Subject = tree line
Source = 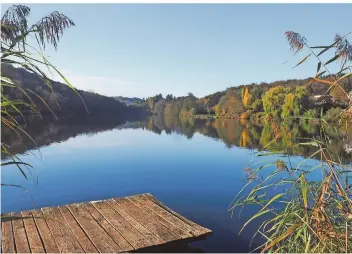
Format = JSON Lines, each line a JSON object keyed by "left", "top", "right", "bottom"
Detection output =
{"left": 142, "top": 75, "right": 352, "bottom": 122}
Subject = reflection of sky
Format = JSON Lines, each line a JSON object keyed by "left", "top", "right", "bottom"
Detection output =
{"left": 1, "top": 127, "right": 328, "bottom": 252}
{"left": 44, "top": 129, "right": 141, "bottom": 155}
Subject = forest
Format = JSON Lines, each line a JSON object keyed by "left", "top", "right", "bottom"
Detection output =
{"left": 143, "top": 75, "right": 352, "bottom": 122}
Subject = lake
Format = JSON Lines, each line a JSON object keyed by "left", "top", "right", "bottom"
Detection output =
{"left": 1, "top": 115, "right": 351, "bottom": 252}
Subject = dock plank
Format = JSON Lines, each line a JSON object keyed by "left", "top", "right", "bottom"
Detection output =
{"left": 11, "top": 212, "right": 30, "bottom": 253}
{"left": 138, "top": 194, "right": 204, "bottom": 236}
{"left": 128, "top": 196, "right": 193, "bottom": 239}
{"left": 21, "top": 211, "right": 45, "bottom": 253}
{"left": 42, "top": 207, "right": 84, "bottom": 253}
{"left": 83, "top": 203, "right": 133, "bottom": 252}
{"left": 143, "top": 193, "right": 211, "bottom": 234}
{"left": 1, "top": 215, "right": 15, "bottom": 253}
{"left": 113, "top": 197, "right": 180, "bottom": 242}
{"left": 93, "top": 200, "right": 154, "bottom": 249}
{"left": 58, "top": 205, "right": 98, "bottom": 253}
{"left": 2, "top": 193, "right": 211, "bottom": 253}
{"left": 31, "top": 210, "right": 60, "bottom": 253}
{"left": 67, "top": 203, "right": 122, "bottom": 253}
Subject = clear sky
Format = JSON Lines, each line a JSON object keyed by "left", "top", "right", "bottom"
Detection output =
{"left": 2, "top": 4, "right": 351, "bottom": 98}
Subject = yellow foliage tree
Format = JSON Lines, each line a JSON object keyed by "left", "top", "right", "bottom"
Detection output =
{"left": 242, "top": 87, "right": 253, "bottom": 109}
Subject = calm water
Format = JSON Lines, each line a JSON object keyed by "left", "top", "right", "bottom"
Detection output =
{"left": 2, "top": 115, "right": 351, "bottom": 252}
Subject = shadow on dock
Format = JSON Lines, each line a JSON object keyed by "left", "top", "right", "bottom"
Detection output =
{"left": 136, "top": 240, "right": 205, "bottom": 253}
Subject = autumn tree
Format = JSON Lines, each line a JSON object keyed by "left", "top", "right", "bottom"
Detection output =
{"left": 241, "top": 88, "right": 245, "bottom": 100}
{"left": 242, "top": 87, "right": 253, "bottom": 109}
{"left": 217, "top": 92, "right": 244, "bottom": 116}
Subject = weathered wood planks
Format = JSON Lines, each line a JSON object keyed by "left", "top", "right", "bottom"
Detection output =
{"left": 1, "top": 193, "right": 211, "bottom": 253}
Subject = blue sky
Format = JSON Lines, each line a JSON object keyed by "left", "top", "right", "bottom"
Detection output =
{"left": 2, "top": 4, "right": 351, "bottom": 98}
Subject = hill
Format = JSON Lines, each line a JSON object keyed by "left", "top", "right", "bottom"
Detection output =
{"left": 114, "top": 96, "right": 144, "bottom": 106}
{"left": 1, "top": 64, "right": 147, "bottom": 118}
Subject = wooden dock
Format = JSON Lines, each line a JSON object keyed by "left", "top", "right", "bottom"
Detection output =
{"left": 1, "top": 193, "right": 211, "bottom": 253}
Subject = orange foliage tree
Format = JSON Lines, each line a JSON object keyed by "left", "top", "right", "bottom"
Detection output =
{"left": 242, "top": 87, "right": 253, "bottom": 109}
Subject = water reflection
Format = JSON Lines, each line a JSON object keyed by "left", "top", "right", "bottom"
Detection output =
{"left": 2, "top": 114, "right": 351, "bottom": 163}
{"left": 1, "top": 114, "right": 148, "bottom": 159}
{"left": 145, "top": 115, "right": 352, "bottom": 163}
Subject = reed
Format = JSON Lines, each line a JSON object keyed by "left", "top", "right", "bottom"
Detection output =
{"left": 230, "top": 31, "right": 352, "bottom": 253}
{"left": 1, "top": 5, "right": 83, "bottom": 185}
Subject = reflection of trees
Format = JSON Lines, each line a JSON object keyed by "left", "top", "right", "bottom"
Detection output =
{"left": 145, "top": 116, "right": 351, "bottom": 163}
{"left": 1, "top": 114, "right": 148, "bottom": 158}
{"left": 239, "top": 129, "right": 251, "bottom": 147}
{"left": 301, "top": 121, "right": 320, "bottom": 134}
{"left": 260, "top": 124, "right": 274, "bottom": 148}
{"left": 3, "top": 114, "right": 351, "bottom": 163}
{"left": 146, "top": 115, "right": 197, "bottom": 139}
{"left": 215, "top": 120, "right": 243, "bottom": 148}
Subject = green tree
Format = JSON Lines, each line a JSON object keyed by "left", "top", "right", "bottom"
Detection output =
{"left": 293, "top": 86, "right": 308, "bottom": 115}
{"left": 262, "top": 86, "right": 287, "bottom": 119}
{"left": 281, "top": 93, "right": 296, "bottom": 118}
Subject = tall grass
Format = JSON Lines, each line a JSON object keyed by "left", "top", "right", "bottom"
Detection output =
{"left": 1, "top": 5, "right": 84, "bottom": 189}
{"left": 230, "top": 32, "right": 352, "bottom": 253}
